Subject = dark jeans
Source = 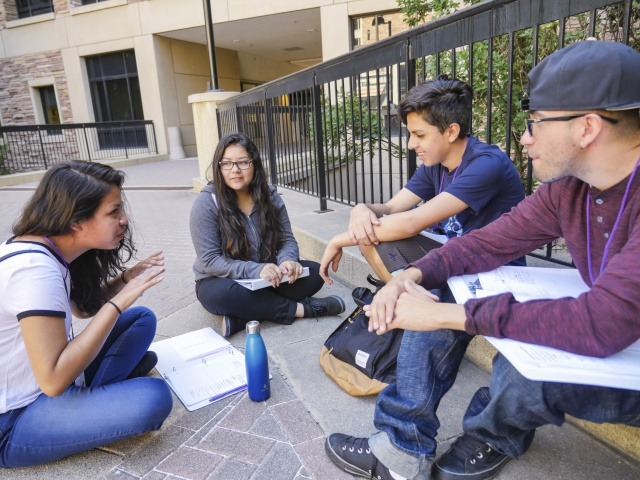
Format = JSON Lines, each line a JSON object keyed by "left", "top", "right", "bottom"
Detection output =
{"left": 0, "top": 306, "right": 173, "bottom": 468}
{"left": 196, "top": 260, "right": 324, "bottom": 325}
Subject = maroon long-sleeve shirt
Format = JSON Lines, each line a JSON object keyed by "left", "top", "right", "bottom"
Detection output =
{"left": 412, "top": 173, "right": 640, "bottom": 358}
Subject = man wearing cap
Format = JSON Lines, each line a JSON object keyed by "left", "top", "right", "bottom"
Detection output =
{"left": 325, "top": 39, "right": 640, "bottom": 480}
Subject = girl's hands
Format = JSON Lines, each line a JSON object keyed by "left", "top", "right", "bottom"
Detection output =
{"left": 112, "top": 251, "right": 165, "bottom": 309}
{"left": 279, "top": 260, "right": 303, "bottom": 283}
{"left": 260, "top": 263, "right": 284, "bottom": 288}
{"left": 122, "top": 251, "right": 164, "bottom": 284}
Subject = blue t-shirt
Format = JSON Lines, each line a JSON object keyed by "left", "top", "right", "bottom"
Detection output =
{"left": 404, "top": 135, "right": 526, "bottom": 264}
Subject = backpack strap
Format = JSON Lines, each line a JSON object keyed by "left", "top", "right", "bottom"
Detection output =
{"left": 0, "top": 249, "right": 69, "bottom": 297}
{"left": 0, "top": 249, "right": 51, "bottom": 263}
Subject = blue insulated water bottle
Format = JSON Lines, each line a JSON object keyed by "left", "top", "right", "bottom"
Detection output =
{"left": 244, "top": 321, "right": 270, "bottom": 401}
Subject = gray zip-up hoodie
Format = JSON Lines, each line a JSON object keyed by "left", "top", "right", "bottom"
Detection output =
{"left": 190, "top": 183, "right": 299, "bottom": 281}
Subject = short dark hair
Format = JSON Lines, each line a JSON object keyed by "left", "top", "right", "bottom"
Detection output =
{"left": 13, "top": 160, "right": 135, "bottom": 315}
{"left": 398, "top": 75, "right": 473, "bottom": 139}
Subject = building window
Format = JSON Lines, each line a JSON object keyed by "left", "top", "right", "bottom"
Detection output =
{"left": 86, "top": 50, "right": 147, "bottom": 148}
{"left": 16, "top": 0, "right": 54, "bottom": 19}
{"left": 38, "top": 85, "right": 62, "bottom": 134}
{"left": 81, "top": 0, "right": 108, "bottom": 4}
{"left": 38, "top": 86, "right": 61, "bottom": 126}
{"left": 29, "top": 83, "right": 62, "bottom": 134}
{"left": 351, "top": 11, "right": 410, "bottom": 50}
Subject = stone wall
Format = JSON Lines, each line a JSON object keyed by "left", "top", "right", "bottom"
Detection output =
{"left": 1, "top": 0, "right": 16, "bottom": 24}
{"left": 0, "top": 49, "right": 72, "bottom": 125}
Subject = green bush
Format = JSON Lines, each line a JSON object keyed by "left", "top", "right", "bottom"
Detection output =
{"left": 0, "top": 143, "right": 9, "bottom": 176}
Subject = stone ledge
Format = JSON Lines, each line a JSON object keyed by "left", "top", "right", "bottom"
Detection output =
{"left": 0, "top": 154, "right": 169, "bottom": 188}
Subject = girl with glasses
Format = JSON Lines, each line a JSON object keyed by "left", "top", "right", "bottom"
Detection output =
{"left": 190, "top": 132, "right": 345, "bottom": 337}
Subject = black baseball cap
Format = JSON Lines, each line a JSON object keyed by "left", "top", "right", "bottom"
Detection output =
{"left": 522, "top": 39, "right": 640, "bottom": 112}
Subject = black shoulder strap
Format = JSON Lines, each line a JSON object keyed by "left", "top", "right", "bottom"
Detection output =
{"left": 0, "top": 250, "right": 51, "bottom": 263}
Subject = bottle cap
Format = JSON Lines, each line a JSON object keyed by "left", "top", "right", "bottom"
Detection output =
{"left": 246, "top": 320, "right": 261, "bottom": 334}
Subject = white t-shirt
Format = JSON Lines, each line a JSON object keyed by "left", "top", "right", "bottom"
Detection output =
{"left": 0, "top": 239, "right": 71, "bottom": 413}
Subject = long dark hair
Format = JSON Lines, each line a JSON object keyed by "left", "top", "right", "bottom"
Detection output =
{"left": 13, "top": 161, "right": 135, "bottom": 315}
{"left": 209, "top": 132, "right": 284, "bottom": 261}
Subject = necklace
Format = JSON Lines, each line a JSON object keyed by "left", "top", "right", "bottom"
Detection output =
{"left": 438, "top": 163, "right": 461, "bottom": 194}
{"left": 586, "top": 156, "right": 640, "bottom": 284}
{"left": 44, "top": 235, "right": 69, "bottom": 281}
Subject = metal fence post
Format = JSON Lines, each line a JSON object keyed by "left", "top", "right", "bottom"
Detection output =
{"left": 151, "top": 121, "right": 158, "bottom": 154}
{"left": 406, "top": 41, "right": 417, "bottom": 175}
{"left": 264, "top": 98, "right": 278, "bottom": 186}
{"left": 312, "top": 84, "right": 331, "bottom": 213}
{"left": 37, "top": 126, "right": 48, "bottom": 169}
{"left": 82, "top": 125, "right": 91, "bottom": 161}
{"left": 236, "top": 103, "right": 244, "bottom": 133}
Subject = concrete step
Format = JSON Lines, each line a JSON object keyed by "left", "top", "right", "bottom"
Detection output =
{"left": 278, "top": 187, "right": 640, "bottom": 464}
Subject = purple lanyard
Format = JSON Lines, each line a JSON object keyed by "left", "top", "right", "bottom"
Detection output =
{"left": 44, "top": 235, "right": 69, "bottom": 281}
{"left": 586, "top": 157, "right": 640, "bottom": 284}
{"left": 438, "top": 164, "right": 460, "bottom": 194}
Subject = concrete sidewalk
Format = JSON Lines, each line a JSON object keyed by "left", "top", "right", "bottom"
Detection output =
{"left": 0, "top": 158, "right": 638, "bottom": 480}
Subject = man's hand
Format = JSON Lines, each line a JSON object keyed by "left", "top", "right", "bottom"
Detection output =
{"left": 319, "top": 242, "right": 343, "bottom": 285}
{"left": 348, "top": 204, "right": 381, "bottom": 246}
{"left": 368, "top": 279, "right": 468, "bottom": 335}
{"left": 363, "top": 267, "right": 423, "bottom": 333}
{"left": 363, "top": 278, "right": 405, "bottom": 334}
{"left": 392, "top": 280, "right": 442, "bottom": 330}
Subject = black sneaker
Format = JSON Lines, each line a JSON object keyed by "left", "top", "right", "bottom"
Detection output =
{"left": 303, "top": 295, "right": 346, "bottom": 319}
{"left": 325, "top": 434, "right": 406, "bottom": 480}
{"left": 127, "top": 351, "right": 158, "bottom": 379}
{"left": 367, "top": 274, "right": 386, "bottom": 292}
{"left": 222, "top": 315, "right": 249, "bottom": 338}
{"left": 433, "top": 434, "right": 511, "bottom": 480}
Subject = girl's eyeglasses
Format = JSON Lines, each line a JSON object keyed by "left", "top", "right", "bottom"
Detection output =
{"left": 220, "top": 159, "right": 253, "bottom": 170}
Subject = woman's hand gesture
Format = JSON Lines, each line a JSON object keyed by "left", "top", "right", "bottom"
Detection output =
{"left": 112, "top": 251, "right": 165, "bottom": 309}
{"left": 122, "top": 250, "right": 164, "bottom": 284}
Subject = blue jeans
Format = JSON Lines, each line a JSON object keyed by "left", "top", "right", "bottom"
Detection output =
{"left": 462, "top": 353, "right": 640, "bottom": 457}
{"left": 0, "top": 306, "right": 173, "bottom": 468}
{"left": 369, "top": 316, "right": 640, "bottom": 478}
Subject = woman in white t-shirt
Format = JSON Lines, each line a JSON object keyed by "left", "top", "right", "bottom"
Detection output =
{"left": 0, "top": 160, "right": 172, "bottom": 468}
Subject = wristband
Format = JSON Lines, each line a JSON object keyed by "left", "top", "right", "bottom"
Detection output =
{"left": 107, "top": 300, "right": 122, "bottom": 315}
{"left": 120, "top": 270, "right": 128, "bottom": 284}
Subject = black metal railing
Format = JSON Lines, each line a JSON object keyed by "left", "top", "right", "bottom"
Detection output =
{"left": 217, "top": 0, "right": 639, "bottom": 265}
{"left": 0, "top": 120, "right": 158, "bottom": 175}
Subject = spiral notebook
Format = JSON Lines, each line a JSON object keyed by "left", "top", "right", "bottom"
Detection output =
{"left": 150, "top": 328, "right": 247, "bottom": 411}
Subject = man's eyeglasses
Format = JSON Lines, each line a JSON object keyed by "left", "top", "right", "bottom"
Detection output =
{"left": 219, "top": 159, "right": 253, "bottom": 170}
{"left": 525, "top": 113, "right": 618, "bottom": 137}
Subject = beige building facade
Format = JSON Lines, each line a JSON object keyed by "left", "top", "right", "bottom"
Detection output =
{"left": 0, "top": 0, "right": 406, "bottom": 157}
